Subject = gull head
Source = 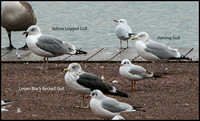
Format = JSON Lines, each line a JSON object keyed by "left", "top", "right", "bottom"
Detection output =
{"left": 114, "top": 19, "right": 128, "bottom": 25}
{"left": 131, "top": 32, "right": 150, "bottom": 43}
{"left": 120, "top": 59, "right": 132, "bottom": 66}
{"left": 64, "top": 63, "right": 82, "bottom": 73}
{"left": 89, "top": 90, "right": 104, "bottom": 100}
{"left": 23, "top": 25, "right": 41, "bottom": 36}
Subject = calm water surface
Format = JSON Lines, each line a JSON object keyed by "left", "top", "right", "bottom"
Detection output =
{"left": 1, "top": 1, "right": 199, "bottom": 49}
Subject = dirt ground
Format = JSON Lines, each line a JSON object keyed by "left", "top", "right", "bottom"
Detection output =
{"left": 1, "top": 62, "right": 199, "bottom": 120}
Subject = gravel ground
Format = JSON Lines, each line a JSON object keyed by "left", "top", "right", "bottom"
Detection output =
{"left": 1, "top": 62, "right": 199, "bottom": 120}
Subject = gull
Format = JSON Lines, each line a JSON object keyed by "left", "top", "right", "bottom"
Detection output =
{"left": 114, "top": 19, "right": 135, "bottom": 49}
{"left": 112, "top": 115, "right": 125, "bottom": 120}
{"left": 119, "top": 59, "right": 160, "bottom": 91}
{"left": 23, "top": 25, "right": 87, "bottom": 68}
{"left": 1, "top": 1, "right": 37, "bottom": 50}
{"left": 1, "top": 100, "right": 14, "bottom": 112}
{"left": 131, "top": 32, "right": 192, "bottom": 72}
{"left": 89, "top": 90, "right": 145, "bottom": 119}
{"left": 131, "top": 32, "right": 192, "bottom": 62}
{"left": 64, "top": 63, "right": 128, "bottom": 108}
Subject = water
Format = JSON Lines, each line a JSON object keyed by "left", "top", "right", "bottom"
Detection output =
{"left": 1, "top": 1, "right": 199, "bottom": 49}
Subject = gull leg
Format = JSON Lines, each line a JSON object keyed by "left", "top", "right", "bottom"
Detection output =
{"left": 81, "top": 94, "right": 85, "bottom": 108}
{"left": 76, "top": 94, "right": 89, "bottom": 108}
{"left": 46, "top": 57, "right": 49, "bottom": 69}
{"left": 131, "top": 81, "right": 134, "bottom": 91}
{"left": 131, "top": 81, "right": 136, "bottom": 91}
{"left": 82, "top": 95, "right": 89, "bottom": 108}
{"left": 76, "top": 95, "right": 84, "bottom": 108}
{"left": 120, "top": 40, "right": 122, "bottom": 49}
{"left": 43, "top": 57, "right": 46, "bottom": 69}
{"left": 127, "top": 40, "right": 129, "bottom": 48}
{"left": 134, "top": 81, "right": 136, "bottom": 91}
{"left": 152, "top": 61, "right": 155, "bottom": 73}
{"left": 42, "top": 57, "right": 48, "bottom": 70}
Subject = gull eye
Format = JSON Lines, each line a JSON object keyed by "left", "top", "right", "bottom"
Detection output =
{"left": 31, "top": 28, "right": 36, "bottom": 32}
{"left": 139, "top": 34, "right": 145, "bottom": 38}
{"left": 92, "top": 92, "right": 96, "bottom": 96}
{"left": 72, "top": 65, "right": 77, "bottom": 69}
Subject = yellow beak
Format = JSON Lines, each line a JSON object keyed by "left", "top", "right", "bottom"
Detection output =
{"left": 131, "top": 37, "right": 137, "bottom": 40}
{"left": 63, "top": 68, "right": 70, "bottom": 72}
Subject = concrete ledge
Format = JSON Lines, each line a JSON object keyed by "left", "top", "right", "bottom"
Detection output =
{"left": 1, "top": 48, "right": 199, "bottom": 62}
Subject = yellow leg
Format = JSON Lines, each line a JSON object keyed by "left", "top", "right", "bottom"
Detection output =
{"left": 76, "top": 94, "right": 89, "bottom": 108}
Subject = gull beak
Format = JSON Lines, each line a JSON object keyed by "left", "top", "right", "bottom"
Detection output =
{"left": 85, "top": 95, "right": 91, "bottom": 98}
{"left": 114, "top": 20, "right": 118, "bottom": 22}
{"left": 23, "top": 31, "right": 28, "bottom": 35}
{"left": 63, "top": 68, "right": 70, "bottom": 72}
{"left": 131, "top": 37, "right": 137, "bottom": 40}
{"left": 23, "top": 31, "right": 29, "bottom": 37}
{"left": 119, "top": 64, "right": 123, "bottom": 66}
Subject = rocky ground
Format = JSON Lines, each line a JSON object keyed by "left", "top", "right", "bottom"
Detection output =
{"left": 1, "top": 62, "right": 199, "bottom": 120}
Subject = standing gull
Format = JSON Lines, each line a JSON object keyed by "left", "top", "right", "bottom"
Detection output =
{"left": 89, "top": 90, "right": 145, "bottom": 119}
{"left": 23, "top": 25, "right": 87, "bottom": 68}
{"left": 64, "top": 63, "right": 128, "bottom": 108}
{"left": 114, "top": 19, "right": 135, "bottom": 49}
{"left": 1, "top": 1, "right": 37, "bottom": 50}
{"left": 119, "top": 59, "right": 160, "bottom": 91}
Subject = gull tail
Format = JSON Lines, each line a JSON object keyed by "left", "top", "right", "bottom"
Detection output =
{"left": 152, "top": 74, "right": 162, "bottom": 78}
{"left": 170, "top": 48, "right": 193, "bottom": 61}
{"left": 132, "top": 106, "right": 146, "bottom": 112}
{"left": 75, "top": 48, "right": 87, "bottom": 55}
{"left": 179, "top": 54, "right": 193, "bottom": 61}
{"left": 169, "top": 55, "right": 193, "bottom": 61}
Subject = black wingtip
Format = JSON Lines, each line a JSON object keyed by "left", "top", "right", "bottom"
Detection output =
{"left": 180, "top": 55, "right": 193, "bottom": 61}
{"left": 132, "top": 106, "right": 146, "bottom": 112}
{"left": 116, "top": 90, "right": 129, "bottom": 98}
{"left": 75, "top": 49, "right": 87, "bottom": 55}
{"left": 170, "top": 55, "right": 193, "bottom": 61}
